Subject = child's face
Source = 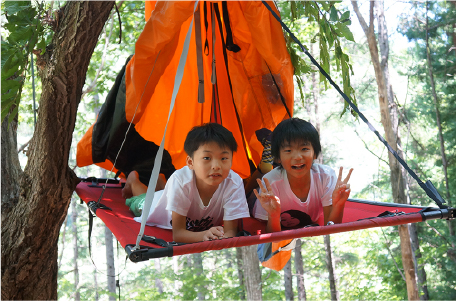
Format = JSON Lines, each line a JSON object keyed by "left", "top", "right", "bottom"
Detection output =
{"left": 277, "top": 139, "right": 315, "bottom": 181}
{"left": 187, "top": 142, "right": 233, "bottom": 189}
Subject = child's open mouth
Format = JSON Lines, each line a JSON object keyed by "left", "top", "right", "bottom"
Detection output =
{"left": 210, "top": 174, "right": 222, "bottom": 178}
{"left": 291, "top": 164, "right": 305, "bottom": 170}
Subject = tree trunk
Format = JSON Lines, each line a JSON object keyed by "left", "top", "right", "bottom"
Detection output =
{"left": 294, "top": 239, "right": 307, "bottom": 301}
{"left": 1, "top": 111, "right": 22, "bottom": 218}
{"left": 410, "top": 223, "right": 429, "bottom": 300}
{"left": 424, "top": 2, "right": 455, "bottom": 244}
{"left": 284, "top": 258, "right": 294, "bottom": 300}
{"left": 193, "top": 253, "right": 205, "bottom": 300}
{"left": 94, "top": 268, "right": 99, "bottom": 301}
{"left": 105, "top": 226, "right": 116, "bottom": 301}
{"left": 324, "top": 235, "right": 338, "bottom": 301}
{"left": 154, "top": 258, "right": 164, "bottom": 294}
{"left": 352, "top": 2, "right": 419, "bottom": 299}
{"left": 236, "top": 247, "right": 246, "bottom": 300}
{"left": 72, "top": 200, "right": 81, "bottom": 300}
{"left": 241, "top": 245, "right": 262, "bottom": 300}
{"left": 1, "top": 2, "right": 114, "bottom": 300}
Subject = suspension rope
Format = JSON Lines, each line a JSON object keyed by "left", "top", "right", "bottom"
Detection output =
{"left": 261, "top": 1, "right": 447, "bottom": 209}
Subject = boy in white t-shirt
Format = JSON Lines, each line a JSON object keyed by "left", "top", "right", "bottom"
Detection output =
{"left": 253, "top": 118, "right": 353, "bottom": 233}
{"left": 124, "top": 123, "right": 250, "bottom": 243}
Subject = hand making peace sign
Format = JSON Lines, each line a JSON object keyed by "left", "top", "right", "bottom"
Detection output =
{"left": 331, "top": 167, "right": 354, "bottom": 209}
{"left": 253, "top": 178, "right": 281, "bottom": 218}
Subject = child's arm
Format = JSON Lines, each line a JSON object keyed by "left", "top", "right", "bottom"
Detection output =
{"left": 254, "top": 178, "right": 281, "bottom": 233}
{"left": 171, "top": 211, "right": 225, "bottom": 243}
{"left": 222, "top": 219, "right": 239, "bottom": 238}
{"left": 324, "top": 167, "right": 353, "bottom": 225}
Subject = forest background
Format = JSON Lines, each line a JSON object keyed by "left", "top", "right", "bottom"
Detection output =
{"left": 1, "top": 0, "right": 455, "bottom": 300}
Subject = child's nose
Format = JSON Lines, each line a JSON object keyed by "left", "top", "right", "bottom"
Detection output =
{"left": 293, "top": 151, "right": 304, "bottom": 159}
{"left": 212, "top": 160, "right": 221, "bottom": 170}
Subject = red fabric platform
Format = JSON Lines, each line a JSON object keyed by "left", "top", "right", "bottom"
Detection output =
{"left": 75, "top": 179, "right": 435, "bottom": 260}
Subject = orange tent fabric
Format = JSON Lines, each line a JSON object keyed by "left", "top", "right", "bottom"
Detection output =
{"left": 77, "top": 1, "right": 293, "bottom": 179}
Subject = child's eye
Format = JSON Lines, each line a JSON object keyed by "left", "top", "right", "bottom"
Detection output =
{"left": 203, "top": 157, "right": 210, "bottom": 160}
{"left": 222, "top": 157, "right": 229, "bottom": 161}
{"left": 283, "top": 149, "right": 291, "bottom": 153}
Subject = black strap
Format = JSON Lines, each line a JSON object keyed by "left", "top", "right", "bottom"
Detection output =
{"left": 141, "top": 235, "right": 184, "bottom": 247}
{"left": 203, "top": 2, "right": 209, "bottom": 56}
{"left": 261, "top": 1, "right": 447, "bottom": 209}
{"left": 266, "top": 64, "right": 292, "bottom": 118}
{"left": 87, "top": 201, "right": 112, "bottom": 257}
{"left": 213, "top": 3, "right": 250, "bottom": 158}
{"left": 221, "top": 2, "right": 240, "bottom": 53}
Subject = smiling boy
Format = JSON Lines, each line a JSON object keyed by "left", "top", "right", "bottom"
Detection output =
{"left": 130, "top": 123, "right": 250, "bottom": 243}
{"left": 253, "top": 118, "right": 353, "bottom": 233}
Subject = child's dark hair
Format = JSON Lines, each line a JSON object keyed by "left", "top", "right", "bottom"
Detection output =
{"left": 184, "top": 123, "right": 238, "bottom": 157}
{"left": 271, "top": 118, "right": 321, "bottom": 161}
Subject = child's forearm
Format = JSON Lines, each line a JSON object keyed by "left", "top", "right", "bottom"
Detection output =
{"left": 266, "top": 214, "right": 281, "bottom": 233}
{"left": 325, "top": 205, "right": 344, "bottom": 224}
{"left": 172, "top": 228, "right": 206, "bottom": 243}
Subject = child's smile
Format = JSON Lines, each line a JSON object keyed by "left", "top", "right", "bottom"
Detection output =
{"left": 278, "top": 140, "right": 315, "bottom": 180}
{"left": 291, "top": 163, "right": 305, "bottom": 170}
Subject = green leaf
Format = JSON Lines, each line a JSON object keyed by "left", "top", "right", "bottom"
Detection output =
{"left": 28, "top": 32, "right": 39, "bottom": 52}
{"left": 330, "top": 6, "right": 338, "bottom": 22}
{"left": 296, "top": 76, "right": 304, "bottom": 102}
{"left": 4, "top": 1, "right": 32, "bottom": 16}
{"left": 37, "top": 37, "right": 46, "bottom": 55}
{"left": 8, "top": 27, "right": 33, "bottom": 44}
{"left": 7, "top": 105, "right": 19, "bottom": 124}
{"left": 1, "top": 61, "right": 21, "bottom": 80}
{"left": 340, "top": 11, "right": 350, "bottom": 21}
{"left": 1, "top": 77, "right": 23, "bottom": 95}
{"left": 337, "top": 23, "right": 355, "bottom": 42}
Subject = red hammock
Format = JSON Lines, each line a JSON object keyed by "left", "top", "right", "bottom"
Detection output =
{"left": 75, "top": 178, "right": 451, "bottom": 262}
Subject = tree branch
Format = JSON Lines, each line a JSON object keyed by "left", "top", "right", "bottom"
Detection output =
{"left": 381, "top": 228, "right": 406, "bottom": 282}
{"left": 354, "top": 129, "right": 389, "bottom": 165}
{"left": 81, "top": 11, "right": 115, "bottom": 98}
{"left": 352, "top": 1, "right": 369, "bottom": 35}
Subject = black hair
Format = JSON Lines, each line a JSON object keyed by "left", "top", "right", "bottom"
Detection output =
{"left": 184, "top": 123, "right": 238, "bottom": 157}
{"left": 271, "top": 118, "right": 321, "bottom": 162}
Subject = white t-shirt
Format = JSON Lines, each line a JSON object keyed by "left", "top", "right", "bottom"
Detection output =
{"left": 134, "top": 166, "right": 250, "bottom": 231}
{"left": 253, "top": 164, "right": 337, "bottom": 228}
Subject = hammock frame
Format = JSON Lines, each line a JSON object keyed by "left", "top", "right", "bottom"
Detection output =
{"left": 76, "top": 178, "right": 454, "bottom": 263}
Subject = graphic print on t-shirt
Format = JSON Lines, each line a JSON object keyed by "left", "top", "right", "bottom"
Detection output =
{"left": 280, "top": 210, "right": 312, "bottom": 229}
{"left": 185, "top": 216, "right": 214, "bottom": 232}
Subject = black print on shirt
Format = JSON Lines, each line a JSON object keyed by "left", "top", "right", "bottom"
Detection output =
{"left": 185, "top": 216, "right": 214, "bottom": 232}
{"left": 280, "top": 210, "right": 312, "bottom": 229}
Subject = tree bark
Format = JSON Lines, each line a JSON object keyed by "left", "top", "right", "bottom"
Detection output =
{"left": 424, "top": 1, "right": 455, "bottom": 244}
{"left": 193, "top": 253, "right": 205, "bottom": 300}
{"left": 284, "top": 258, "right": 294, "bottom": 300}
{"left": 236, "top": 247, "right": 246, "bottom": 300}
{"left": 154, "top": 258, "right": 164, "bottom": 294}
{"left": 1, "top": 110, "right": 23, "bottom": 219}
{"left": 1, "top": 2, "right": 114, "bottom": 300}
{"left": 71, "top": 200, "right": 81, "bottom": 301}
{"left": 410, "top": 223, "right": 429, "bottom": 300}
{"left": 94, "top": 269, "right": 99, "bottom": 301}
{"left": 352, "top": 2, "right": 419, "bottom": 299}
{"left": 105, "top": 226, "right": 116, "bottom": 301}
{"left": 294, "top": 239, "right": 307, "bottom": 301}
{"left": 241, "top": 245, "right": 262, "bottom": 300}
{"left": 324, "top": 235, "right": 338, "bottom": 301}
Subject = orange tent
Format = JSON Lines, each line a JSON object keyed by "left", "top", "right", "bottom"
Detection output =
{"left": 77, "top": 1, "right": 294, "bottom": 178}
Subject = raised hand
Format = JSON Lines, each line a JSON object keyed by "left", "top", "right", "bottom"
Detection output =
{"left": 202, "top": 226, "right": 225, "bottom": 241}
{"left": 254, "top": 178, "right": 281, "bottom": 218}
{"left": 332, "top": 167, "right": 353, "bottom": 209}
